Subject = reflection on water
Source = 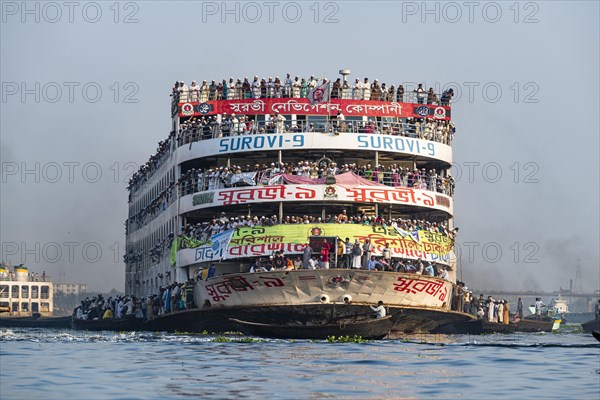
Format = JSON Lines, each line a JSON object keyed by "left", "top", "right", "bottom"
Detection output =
{"left": 1, "top": 327, "right": 599, "bottom": 399}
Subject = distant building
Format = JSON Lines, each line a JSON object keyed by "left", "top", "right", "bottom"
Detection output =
{"left": 54, "top": 283, "right": 87, "bottom": 296}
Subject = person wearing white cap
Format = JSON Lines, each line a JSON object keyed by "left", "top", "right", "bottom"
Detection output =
{"left": 292, "top": 76, "right": 301, "bottom": 98}
{"left": 227, "top": 78, "right": 236, "bottom": 100}
{"left": 274, "top": 111, "right": 286, "bottom": 134}
{"left": 252, "top": 76, "right": 260, "bottom": 99}
{"left": 267, "top": 77, "right": 275, "bottom": 98}
{"left": 189, "top": 80, "right": 199, "bottom": 102}
{"left": 284, "top": 73, "right": 292, "bottom": 98}
{"left": 199, "top": 80, "right": 209, "bottom": 102}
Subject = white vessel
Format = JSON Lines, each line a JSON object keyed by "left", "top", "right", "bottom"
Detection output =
{"left": 0, "top": 263, "right": 54, "bottom": 316}
{"left": 125, "top": 72, "right": 468, "bottom": 335}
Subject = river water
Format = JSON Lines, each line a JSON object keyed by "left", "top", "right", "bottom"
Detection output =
{"left": 1, "top": 327, "right": 598, "bottom": 399}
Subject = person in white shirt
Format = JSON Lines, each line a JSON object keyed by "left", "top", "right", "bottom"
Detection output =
{"left": 284, "top": 73, "right": 293, "bottom": 97}
{"left": 292, "top": 76, "right": 301, "bottom": 98}
{"left": 352, "top": 78, "right": 363, "bottom": 99}
{"left": 189, "top": 80, "right": 199, "bottom": 102}
{"left": 252, "top": 76, "right": 261, "bottom": 98}
{"left": 274, "top": 112, "right": 286, "bottom": 133}
{"left": 370, "top": 301, "right": 386, "bottom": 318}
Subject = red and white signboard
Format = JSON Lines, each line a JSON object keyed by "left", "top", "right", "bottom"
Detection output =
{"left": 178, "top": 98, "right": 451, "bottom": 120}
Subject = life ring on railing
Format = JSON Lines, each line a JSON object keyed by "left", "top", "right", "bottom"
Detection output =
{"left": 320, "top": 294, "right": 330, "bottom": 303}
{"left": 343, "top": 295, "right": 352, "bottom": 304}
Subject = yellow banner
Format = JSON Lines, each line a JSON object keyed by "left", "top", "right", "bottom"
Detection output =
{"left": 228, "top": 224, "right": 453, "bottom": 257}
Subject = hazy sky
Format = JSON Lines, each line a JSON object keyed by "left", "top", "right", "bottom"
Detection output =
{"left": 1, "top": 1, "right": 598, "bottom": 293}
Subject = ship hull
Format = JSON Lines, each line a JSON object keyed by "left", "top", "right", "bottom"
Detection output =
{"left": 144, "top": 270, "right": 471, "bottom": 335}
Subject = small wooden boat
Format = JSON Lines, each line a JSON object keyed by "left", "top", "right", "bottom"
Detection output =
{"left": 435, "top": 319, "right": 516, "bottom": 335}
{"left": 515, "top": 316, "right": 559, "bottom": 333}
{"left": 592, "top": 331, "right": 600, "bottom": 342}
{"left": 0, "top": 315, "right": 72, "bottom": 329}
{"left": 229, "top": 313, "right": 401, "bottom": 340}
{"left": 581, "top": 319, "right": 600, "bottom": 333}
{"left": 71, "top": 317, "right": 145, "bottom": 331}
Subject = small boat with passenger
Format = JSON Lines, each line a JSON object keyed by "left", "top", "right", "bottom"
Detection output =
{"left": 229, "top": 311, "right": 402, "bottom": 340}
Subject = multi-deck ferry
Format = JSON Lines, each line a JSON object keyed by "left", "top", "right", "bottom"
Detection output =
{"left": 0, "top": 264, "right": 53, "bottom": 316}
{"left": 125, "top": 72, "right": 471, "bottom": 336}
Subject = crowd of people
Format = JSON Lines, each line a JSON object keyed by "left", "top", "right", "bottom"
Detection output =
{"left": 178, "top": 162, "right": 455, "bottom": 194}
{"left": 180, "top": 212, "right": 454, "bottom": 247}
{"left": 176, "top": 115, "right": 456, "bottom": 146}
{"left": 171, "top": 76, "right": 454, "bottom": 106}
{"left": 72, "top": 282, "right": 197, "bottom": 322}
{"left": 127, "top": 158, "right": 455, "bottom": 233}
{"left": 127, "top": 135, "right": 175, "bottom": 194}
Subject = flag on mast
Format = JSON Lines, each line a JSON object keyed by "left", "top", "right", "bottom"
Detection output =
{"left": 308, "top": 81, "right": 331, "bottom": 105}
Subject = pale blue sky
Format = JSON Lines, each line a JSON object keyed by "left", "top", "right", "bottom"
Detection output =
{"left": 1, "top": 1, "right": 598, "bottom": 292}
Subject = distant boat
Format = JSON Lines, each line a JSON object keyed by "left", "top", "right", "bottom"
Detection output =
{"left": 229, "top": 312, "right": 402, "bottom": 340}
{"left": 515, "top": 315, "right": 560, "bottom": 333}
{"left": 434, "top": 319, "right": 516, "bottom": 335}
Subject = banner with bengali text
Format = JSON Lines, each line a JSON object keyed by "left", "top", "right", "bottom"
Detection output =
{"left": 176, "top": 224, "right": 454, "bottom": 266}
{"left": 178, "top": 98, "right": 451, "bottom": 120}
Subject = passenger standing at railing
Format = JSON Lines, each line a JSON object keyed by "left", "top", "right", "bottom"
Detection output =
{"left": 341, "top": 80, "right": 350, "bottom": 99}
{"left": 242, "top": 78, "right": 251, "bottom": 99}
{"left": 284, "top": 73, "right": 292, "bottom": 97}
{"left": 440, "top": 88, "right": 454, "bottom": 106}
{"left": 414, "top": 83, "right": 425, "bottom": 104}
{"left": 275, "top": 77, "right": 282, "bottom": 98}
{"left": 252, "top": 76, "right": 260, "bottom": 98}
{"left": 221, "top": 79, "right": 228, "bottom": 100}
{"left": 387, "top": 85, "right": 395, "bottom": 101}
{"left": 234, "top": 78, "right": 242, "bottom": 99}
{"left": 199, "top": 80, "right": 209, "bottom": 102}
{"left": 209, "top": 80, "right": 217, "bottom": 100}
{"left": 300, "top": 78, "right": 308, "bottom": 98}
{"left": 267, "top": 77, "right": 275, "bottom": 98}
{"left": 292, "top": 76, "right": 301, "bottom": 97}
{"left": 227, "top": 78, "right": 236, "bottom": 99}
{"left": 178, "top": 81, "right": 189, "bottom": 102}
{"left": 352, "top": 78, "right": 363, "bottom": 99}
{"left": 260, "top": 79, "right": 267, "bottom": 98}
{"left": 397, "top": 85, "right": 404, "bottom": 102}
{"left": 308, "top": 75, "right": 317, "bottom": 92}
{"left": 363, "top": 78, "right": 371, "bottom": 100}
{"left": 371, "top": 79, "right": 381, "bottom": 101}
{"left": 331, "top": 78, "right": 341, "bottom": 99}
{"left": 189, "top": 80, "right": 199, "bottom": 102}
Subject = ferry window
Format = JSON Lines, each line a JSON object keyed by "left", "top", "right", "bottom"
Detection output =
{"left": 41, "top": 286, "right": 50, "bottom": 299}
{"left": 21, "top": 286, "right": 29, "bottom": 298}
{"left": 31, "top": 286, "right": 38, "bottom": 299}
{"left": 31, "top": 302, "right": 39, "bottom": 312}
{"left": 21, "top": 302, "right": 29, "bottom": 312}
{"left": 307, "top": 116, "right": 327, "bottom": 131}
{"left": 0, "top": 301, "right": 8, "bottom": 308}
{"left": 11, "top": 285, "right": 19, "bottom": 298}
{"left": 11, "top": 302, "right": 18, "bottom": 312}
{"left": 0, "top": 285, "right": 8, "bottom": 298}
{"left": 40, "top": 302, "right": 50, "bottom": 312}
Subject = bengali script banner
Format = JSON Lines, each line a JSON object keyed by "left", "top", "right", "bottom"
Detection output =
{"left": 178, "top": 98, "right": 451, "bottom": 120}
{"left": 176, "top": 224, "right": 454, "bottom": 266}
{"left": 183, "top": 185, "right": 452, "bottom": 214}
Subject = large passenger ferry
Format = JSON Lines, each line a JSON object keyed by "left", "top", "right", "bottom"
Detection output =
{"left": 125, "top": 71, "right": 470, "bottom": 336}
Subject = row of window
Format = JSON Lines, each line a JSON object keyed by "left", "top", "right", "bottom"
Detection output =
{"left": 0, "top": 301, "right": 51, "bottom": 312}
{"left": 0, "top": 285, "right": 50, "bottom": 299}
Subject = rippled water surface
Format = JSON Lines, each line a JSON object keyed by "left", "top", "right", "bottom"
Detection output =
{"left": 1, "top": 327, "right": 599, "bottom": 399}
